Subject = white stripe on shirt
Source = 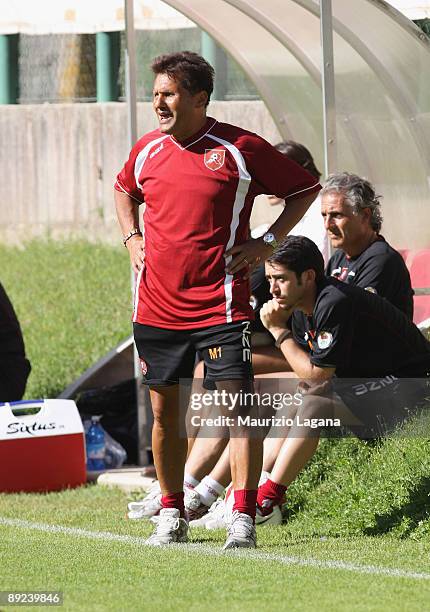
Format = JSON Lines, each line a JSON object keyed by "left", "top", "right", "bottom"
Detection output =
{"left": 207, "top": 133, "right": 252, "bottom": 323}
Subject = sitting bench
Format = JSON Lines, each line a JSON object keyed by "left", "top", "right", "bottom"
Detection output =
{"left": 398, "top": 249, "right": 430, "bottom": 329}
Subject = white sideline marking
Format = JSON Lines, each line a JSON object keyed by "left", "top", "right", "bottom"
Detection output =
{"left": 1, "top": 516, "right": 430, "bottom": 581}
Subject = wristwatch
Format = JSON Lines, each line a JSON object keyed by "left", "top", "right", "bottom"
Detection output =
{"left": 262, "top": 231, "right": 278, "bottom": 251}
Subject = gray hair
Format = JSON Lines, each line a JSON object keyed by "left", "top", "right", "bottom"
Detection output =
{"left": 321, "top": 172, "right": 383, "bottom": 232}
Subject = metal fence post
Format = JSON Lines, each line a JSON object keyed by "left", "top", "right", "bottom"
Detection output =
{"left": 0, "top": 34, "right": 19, "bottom": 104}
{"left": 96, "top": 32, "right": 120, "bottom": 102}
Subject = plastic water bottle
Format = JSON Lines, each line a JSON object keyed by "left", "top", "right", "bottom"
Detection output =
{"left": 86, "top": 416, "right": 106, "bottom": 471}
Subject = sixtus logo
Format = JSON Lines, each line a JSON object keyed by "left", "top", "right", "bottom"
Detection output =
{"left": 6, "top": 422, "right": 57, "bottom": 436}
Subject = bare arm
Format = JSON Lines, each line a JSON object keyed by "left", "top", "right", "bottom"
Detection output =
{"left": 226, "top": 191, "right": 318, "bottom": 275}
{"left": 268, "top": 192, "right": 319, "bottom": 246}
{"left": 260, "top": 298, "right": 335, "bottom": 382}
{"left": 114, "top": 189, "right": 145, "bottom": 273}
{"left": 275, "top": 335, "right": 334, "bottom": 381}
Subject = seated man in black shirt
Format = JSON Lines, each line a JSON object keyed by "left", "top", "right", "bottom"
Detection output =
{"left": 256, "top": 236, "right": 430, "bottom": 518}
{"left": 254, "top": 171, "right": 412, "bottom": 372}
{"left": 322, "top": 172, "right": 413, "bottom": 318}
{"left": 260, "top": 172, "right": 415, "bottom": 472}
{"left": 0, "top": 282, "right": 31, "bottom": 402}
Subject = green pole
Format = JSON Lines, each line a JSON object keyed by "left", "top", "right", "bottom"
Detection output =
{"left": 0, "top": 34, "right": 19, "bottom": 104}
{"left": 96, "top": 31, "right": 120, "bottom": 102}
{"left": 201, "top": 32, "right": 227, "bottom": 100}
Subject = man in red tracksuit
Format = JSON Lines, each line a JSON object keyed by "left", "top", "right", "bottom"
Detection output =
{"left": 115, "top": 51, "right": 320, "bottom": 548}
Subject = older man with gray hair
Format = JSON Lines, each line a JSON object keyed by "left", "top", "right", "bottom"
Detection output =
{"left": 322, "top": 172, "right": 413, "bottom": 318}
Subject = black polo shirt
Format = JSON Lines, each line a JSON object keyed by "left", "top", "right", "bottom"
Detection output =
{"left": 291, "top": 278, "right": 430, "bottom": 378}
{"left": 326, "top": 236, "right": 414, "bottom": 319}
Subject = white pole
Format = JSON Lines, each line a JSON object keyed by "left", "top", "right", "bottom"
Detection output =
{"left": 319, "top": 0, "right": 337, "bottom": 260}
{"left": 319, "top": 0, "right": 337, "bottom": 178}
{"left": 124, "top": 0, "right": 137, "bottom": 146}
{"left": 124, "top": 0, "right": 152, "bottom": 466}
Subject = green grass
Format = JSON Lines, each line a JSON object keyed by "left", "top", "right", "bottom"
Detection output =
{"left": 284, "top": 414, "right": 430, "bottom": 540}
{"left": 1, "top": 486, "right": 430, "bottom": 611}
{"left": 0, "top": 241, "right": 131, "bottom": 398}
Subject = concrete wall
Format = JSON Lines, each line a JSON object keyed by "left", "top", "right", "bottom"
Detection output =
{"left": 0, "top": 101, "right": 282, "bottom": 245}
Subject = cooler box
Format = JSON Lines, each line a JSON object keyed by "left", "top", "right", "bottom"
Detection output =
{"left": 0, "top": 399, "right": 86, "bottom": 493}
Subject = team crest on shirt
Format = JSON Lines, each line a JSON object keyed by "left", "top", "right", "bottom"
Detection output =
{"left": 338, "top": 267, "right": 349, "bottom": 281}
{"left": 365, "top": 286, "right": 377, "bottom": 294}
{"left": 317, "top": 331, "right": 333, "bottom": 350}
{"left": 204, "top": 149, "right": 225, "bottom": 171}
{"left": 140, "top": 358, "right": 148, "bottom": 375}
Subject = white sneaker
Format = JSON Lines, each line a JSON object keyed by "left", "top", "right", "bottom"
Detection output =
{"left": 255, "top": 504, "right": 283, "bottom": 526}
{"left": 145, "top": 508, "right": 189, "bottom": 546}
{"left": 189, "top": 498, "right": 226, "bottom": 529}
{"left": 184, "top": 488, "right": 211, "bottom": 521}
{"left": 127, "top": 480, "right": 162, "bottom": 519}
{"left": 223, "top": 511, "right": 256, "bottom": 549}
{"left": 223, "top": 472, "right": 269, "bottom": 525}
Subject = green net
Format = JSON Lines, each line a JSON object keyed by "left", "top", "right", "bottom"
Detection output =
{"left": 19, "top": 34, "right": 96, "bottom": 103}
{"left": 118, "top": 28, "right": 259, "bottom": 101}
{"left": 17, "top": 29, "right": 258, "bottom": 104}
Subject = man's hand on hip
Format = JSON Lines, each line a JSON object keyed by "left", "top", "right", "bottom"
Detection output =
{"left": 225, "top": 238, "right": 269, "bottom": 277}
{"left": 127, "top": 236, "right": 145, "bottom": 273}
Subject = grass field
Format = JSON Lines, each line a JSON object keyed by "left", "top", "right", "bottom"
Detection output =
{"left": 1, "top": 486, "right": 430, "bottom": 611}
{"left": 1, "top": 242, "right": 430, "bottom": 610}
{"left": 0, "top": 241, "right": 131, "bottom": 398}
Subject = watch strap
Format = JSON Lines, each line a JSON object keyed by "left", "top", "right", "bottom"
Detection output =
{"left": 275, "top": 329, "right": 292, "bottom": 348}
{"left": 123, "top": 228, "right": 142, "bottom": 247}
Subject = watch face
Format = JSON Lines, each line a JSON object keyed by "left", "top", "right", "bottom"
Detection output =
{"left": 264, "top": 232, "right": 275, "bottom": 244}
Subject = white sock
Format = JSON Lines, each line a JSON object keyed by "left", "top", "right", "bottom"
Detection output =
{"left": 195, "top": 476, "right": 225, "bottom": 507}
{"left": 259, "top": 470, "right": 271, "bottom": 487}
{"left": 184, "top": 473, "right": 200, "bottom": 490}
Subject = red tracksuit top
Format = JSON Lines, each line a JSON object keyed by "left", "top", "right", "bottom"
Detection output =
{"left": 115, "top": 117, "right": 321, "bottom": 330}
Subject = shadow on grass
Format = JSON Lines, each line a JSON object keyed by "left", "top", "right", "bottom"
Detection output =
{"left": 364, "top": 476, "right": 430, "bottom": 537}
